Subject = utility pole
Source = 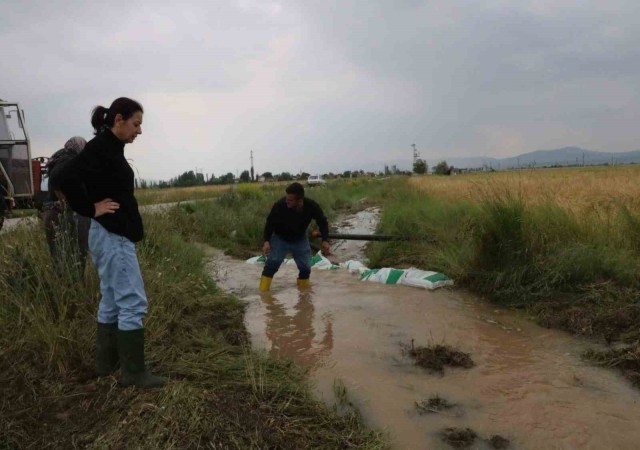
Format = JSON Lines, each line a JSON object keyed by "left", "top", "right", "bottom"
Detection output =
{"left": 412, "top": 143, "right": 420, "bottom": 166}
{"left": 250, "top": 150, "right": 255, "bottom": 181}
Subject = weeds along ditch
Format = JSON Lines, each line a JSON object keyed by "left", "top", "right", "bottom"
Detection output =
{"left": 3, "top": 170, "right": 640, "bottom": 446}
{"left": 144, "top": 174, "right": 640, "bottom": 385}
{"left": 153, "top": 174, "right": 640, "bottom": 386}
{"left": 0, "top": 183, "right": 386, "bottom": 449}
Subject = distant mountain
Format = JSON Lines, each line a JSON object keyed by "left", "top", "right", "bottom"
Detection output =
{"left": 425, "top": 147, "right": 640, "bottom": 170}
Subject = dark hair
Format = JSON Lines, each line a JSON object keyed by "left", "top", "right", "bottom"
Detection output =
{"left": 286, "top": 182, "right": 305, "bottom": 198}
{"left": 90, "top": 97, "right": 144, "bottom": 135}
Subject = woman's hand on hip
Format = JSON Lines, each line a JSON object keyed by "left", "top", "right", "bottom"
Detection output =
{"left": 94, "top": 198, "right": 120, "bottom": 217}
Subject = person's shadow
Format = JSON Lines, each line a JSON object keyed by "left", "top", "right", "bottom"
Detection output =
{"left": 261, "top": 290, "right": 333, "bottom": 369}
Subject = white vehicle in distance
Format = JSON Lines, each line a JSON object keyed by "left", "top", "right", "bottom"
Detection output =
{"left": 306, "top": 174, "right": 326, "bottom": 186}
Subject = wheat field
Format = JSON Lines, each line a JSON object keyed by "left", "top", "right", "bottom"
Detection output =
{"left": 409, "top": 165, "right": 640, "bottom": 217}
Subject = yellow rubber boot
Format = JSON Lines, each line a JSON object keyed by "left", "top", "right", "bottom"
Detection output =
{"left": 297, "top": 278, "right": 310, "bottom": 289}
{"left": 259, "top": 275, "right": 272, "bottom": 292}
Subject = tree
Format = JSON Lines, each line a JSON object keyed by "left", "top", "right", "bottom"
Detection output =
{"left": 239, "top": 170, "right": 251, "bottom": 182}
{"left": 342, "top": 170, "right": 352, "bottom": 178}
{"left": 262, "top": 172, "right": 273, "bottom": 180}
{"left": 434, "top": 161, "right": 450, "bottom": 175}
{"left": 216, "top": 172, "right": 234, "bottom": 184}
{"left": 277, "top": 172, "right": 293, "bottom": 181}
{"left": 171, "top": 170, "right": 207, "bottom": 187}
{"left": 413, "top": 159, "right": 427, "bottom": 174}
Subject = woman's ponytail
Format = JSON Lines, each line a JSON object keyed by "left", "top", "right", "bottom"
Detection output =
{"left": 90, "top": 105, "right": 109, "bottom": 135}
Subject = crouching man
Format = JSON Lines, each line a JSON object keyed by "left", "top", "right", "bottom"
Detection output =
{"left": 260, "top": 182, "right": 330, "bottom": 291}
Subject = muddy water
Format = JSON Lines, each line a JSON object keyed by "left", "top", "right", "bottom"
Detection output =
{"left": 208, "top": 209, "right": 640, "bottom": 450}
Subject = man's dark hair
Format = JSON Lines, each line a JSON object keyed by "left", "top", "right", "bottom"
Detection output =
{"left": 286, "top": 182, "right": 305, "bottom": 198}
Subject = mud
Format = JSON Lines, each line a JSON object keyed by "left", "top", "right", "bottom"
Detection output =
{"left": 406, "top": 340, "right": 474, "bottom": 373}
{"left": 208, "top": 207, "right": 640, "bottom": 450}
{"left": 415, "top": 395, "right": 459, "bottom": 415}
{"left": 441, "top": 427, "right": 477, "bottom": 448}
{"left": 488, "top": 434, "right": 511, "bottom": 449}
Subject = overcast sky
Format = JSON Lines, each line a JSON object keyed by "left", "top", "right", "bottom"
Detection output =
{"left": 2, "top": 0, "right": 639, "bottom": 180}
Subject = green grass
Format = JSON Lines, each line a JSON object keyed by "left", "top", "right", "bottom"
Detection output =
{"left": 166, "top": 179, "right": 387, "bottom": 258}
{"left": 363, "top": 178, "right": 640, "bottom": 343}
{"left": 147, "top": 177, "right": 639, "bottom": 349}
{"left": 134, "top": 176, "right": 640, "bottom": 388}
{"left": 7, "top": 208, "right": 38, "bottom": 218}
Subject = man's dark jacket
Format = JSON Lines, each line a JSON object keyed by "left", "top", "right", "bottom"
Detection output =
{"left": 263, "top": 197, "right": 329, "bottom": 242}
{"left": 59, "top": 130, "right": 143, "bottom": 242}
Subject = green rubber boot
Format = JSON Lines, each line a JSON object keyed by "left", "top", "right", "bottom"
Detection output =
{"left": 117, "top": 328, "right": 167, "bottom": 388}
{"left": 96, "top": 322, "right": 119, "bottom": 377}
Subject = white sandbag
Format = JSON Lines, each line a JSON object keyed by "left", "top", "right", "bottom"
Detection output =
{"left": 281, "top": 252, "right": 339, "bottom": 270}
{"left": 339, "top": 260, "right": 369, "bottom": 274}
{"left": 360, "top": 268, "right": 406, "bottom": 285}
{"left": 246, "top": 255, "right": 453, "bottom": 290}
{"left": 310, "top": 252, "right": 340, "bottom": 270}
{"left": 399, "top": 267, "right": 454, "bottom": 290}
{"left": 246, "top": 255, "right": 267, "bottom": 264}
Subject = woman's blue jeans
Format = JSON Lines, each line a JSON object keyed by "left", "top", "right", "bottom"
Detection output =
{"left": 262, "top": 234, "right": 312, "bottom": 279}
{"left": 89, "top": 219, "right": 148, "bottom": 330}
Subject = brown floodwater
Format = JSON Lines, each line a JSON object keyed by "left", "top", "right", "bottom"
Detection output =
{"left": 208, "top": 209, "right": 640, "bottom": 450}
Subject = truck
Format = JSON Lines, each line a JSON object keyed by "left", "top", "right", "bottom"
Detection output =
{"left": 306, "top": 174, "right": 326, "bottom": 186}
{"left": 0, "top": 100, "right": 47, "bottom": 230}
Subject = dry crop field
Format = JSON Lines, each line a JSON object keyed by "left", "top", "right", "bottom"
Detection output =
{"left": 409, "top": 165, "right": 640, "bottom": 217}
{"left": 135, "top": 180, "right": 291, "bottom": 206}
{"left": 135, "top": 184, "right": 232, "bottom": 205}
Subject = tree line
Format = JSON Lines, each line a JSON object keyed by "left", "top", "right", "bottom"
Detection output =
{"left": 136, "top": 163, "right": 455, "bottom": 189}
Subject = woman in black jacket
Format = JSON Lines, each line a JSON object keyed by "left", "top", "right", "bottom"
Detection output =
{"left": 60, "top": 97, "right": 165, "bottom": 388}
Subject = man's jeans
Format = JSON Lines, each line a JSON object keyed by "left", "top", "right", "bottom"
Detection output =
{"left": 89, "top": 220, "right": 148, "bottom": 330}
{"left": 262, "top": 234, "right": 312, "bottom": 279}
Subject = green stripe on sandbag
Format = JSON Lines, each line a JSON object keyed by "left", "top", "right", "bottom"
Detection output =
{"left": 424, "top": 273, "right": 450, "bottom": 282}
{"left": 257, "top": 256, "right": 266, "bottom": 263}
{"left": 311, "top": 254, "right": 323, "bottom": 266}
{"left": 360, "top": 269, "right": 379, "bottom": 280}
{"left": 386, "top": 269, "right": 405, "bottom": 285}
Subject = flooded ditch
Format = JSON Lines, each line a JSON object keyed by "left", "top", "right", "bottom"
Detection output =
{"left": 207, "top": 208, "right": 640, "bottom": 449}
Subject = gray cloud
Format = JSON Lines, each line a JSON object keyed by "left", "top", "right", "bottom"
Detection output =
{"left": 2, "top": 0, "right": 639, "bottom": 179}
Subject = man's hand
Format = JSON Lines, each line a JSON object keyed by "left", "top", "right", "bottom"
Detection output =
{"left": 94, "top": 198, "right": 120, "bottom": 217}
{"left": 262, "top": 241, "right": 271, "bottom": 256}
{"left": 321, "top": 240, "right": 331, "bottom": 256}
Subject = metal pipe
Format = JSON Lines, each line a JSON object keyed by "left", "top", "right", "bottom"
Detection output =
{"left": 325, "top": 233, "right": 406, "bottom": 241}
{"left": 310, "top": 230, "right": 435, "bottom": 242}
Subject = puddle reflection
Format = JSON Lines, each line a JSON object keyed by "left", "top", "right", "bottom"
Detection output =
{"left": 261, "top": 290, "right": 334, "bottom": 368}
